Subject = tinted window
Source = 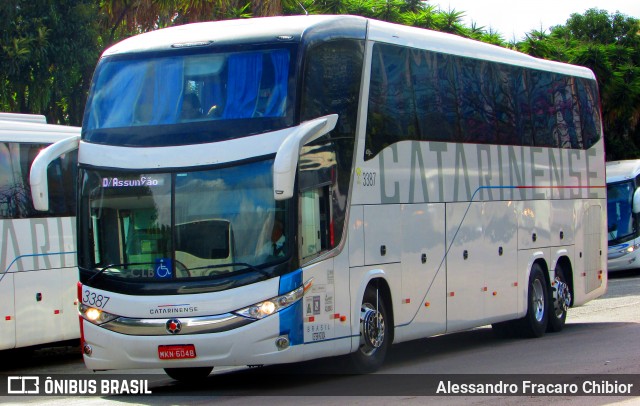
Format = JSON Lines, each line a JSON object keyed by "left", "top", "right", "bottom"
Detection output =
{"left": 300, "top": 39, "right": 364, "bottom": 251}
{"left": 365, "top": 43, "right": 602, "bottom": 160}
{"left": 0, "top": 142, "right": 76, "bottom": 219}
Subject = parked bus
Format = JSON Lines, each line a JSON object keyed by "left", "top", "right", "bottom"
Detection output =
{"left": 31, "top": 15, "right": 606, "bottom": 380}
{"left": 1, "top": 113, "right": 79, "bottom": 351}
{"left": 606, "top": 160, "right": 640, "bottom": 272}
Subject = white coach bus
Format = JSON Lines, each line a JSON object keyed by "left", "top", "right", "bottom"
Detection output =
{"left": 606, "top": 160, "right": 640, "bottom": 272}
{"left": 31, "top": 15, "right": 606, "bottom": 380}
{"left": 0, "top": 113, "right": 79, "bottom": 350}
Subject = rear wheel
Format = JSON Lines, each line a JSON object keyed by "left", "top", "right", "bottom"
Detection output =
{"left": 516, "top": 263, "right": 549, "bottom": 338}
{"left": 547, "top": 265, "right": 571, "bottom": 332}
{"left": 164, "top": 366, "right": 213, "bottom": 382}
{"left": 348, "top": 286, "right": 390, "bottom": 373}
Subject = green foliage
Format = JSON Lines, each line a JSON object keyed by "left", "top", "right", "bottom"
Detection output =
{"left": 0, "top": 0, "right": 101, "bottom": 125}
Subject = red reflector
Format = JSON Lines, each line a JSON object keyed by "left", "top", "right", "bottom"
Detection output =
{"left": 449, "top": 292, "right": 455, "bottom": 297}
{"left": 333, "top": 313, "right": 340, "bottom": 319}
{"left": 513, "top": 282, "right": 518, "bottom": 287}
{"left": 482, "top": 287, "right": 488, "bottom": 292}
{"left": 77, "top": 282, "right": 83, "bottom": 302}
{"left": 5, "top": 316, "right": 11, "bottom": 321}
{"left": 582, "top": 272, "right": 587, "bottom": 276}
{"left": 403, "top": 298, "right": 411, "bottom": 304}
{"left": 158, "top": 344, "right": 196, "bottom": 360}
{"left": 54, "top": 310, "right": 60, "bottom": 315}
{"left": 308, "top": 316, "right": 315, "bottom": 322}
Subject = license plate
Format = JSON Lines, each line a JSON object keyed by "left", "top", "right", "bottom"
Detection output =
{"left": 158, "top": 344, "right": 196, "bottom": 360}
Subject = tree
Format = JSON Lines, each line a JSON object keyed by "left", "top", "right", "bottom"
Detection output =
{"left": 0, "top": 0, "right": 101, "bottom": 124}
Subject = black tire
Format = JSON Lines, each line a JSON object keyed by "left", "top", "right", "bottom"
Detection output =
{"left": 164, "top": 366, "right": 213, "bottom": 382}
{"left": 547, "top": 265, "right": 571, "bottom": 332}
{"left": 348, "top": 286, "right": 390, "bottom": 373}
{"left": 515, "top": 263, "right": 549, "bottom": 338}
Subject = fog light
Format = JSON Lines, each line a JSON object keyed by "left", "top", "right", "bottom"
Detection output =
{"left": 83, "top": 343, "right": 93, "bottom": 356}
{"left": 275, "top": 336, "right": 289, "bottom": 350}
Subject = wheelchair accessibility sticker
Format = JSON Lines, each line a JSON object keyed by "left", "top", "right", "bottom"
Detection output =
{"left": 154, "top": 258, "right": 172, "bottom": 279}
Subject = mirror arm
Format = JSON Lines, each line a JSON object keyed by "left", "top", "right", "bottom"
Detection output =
{"left": 273, "top": 114, "right": 338, "bottom": 200}
{"left": 30, "top": 135, "right": 80, "bottom": 211}
{"left": 634, "top": 188, "right": 640, "bottom": 214}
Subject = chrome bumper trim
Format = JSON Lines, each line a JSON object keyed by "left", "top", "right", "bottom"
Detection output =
{"left": 101, "top": 313, "right": 254, "bottom": 336}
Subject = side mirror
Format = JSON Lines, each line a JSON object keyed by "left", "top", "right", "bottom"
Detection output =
{"left": 634, "top": 188, "right": 640, "bottom": 214}
{"left": 273, "top": 114, "right": 338, "bottom": 200}
{"left": 30, "top": 135, "right": 80, "bottom": 211}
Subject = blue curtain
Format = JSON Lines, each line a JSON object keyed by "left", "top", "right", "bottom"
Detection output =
{"left": 88, "top": 61, "right": 147, "bottom": 129}
{"left": 263, "top": 50, "right": 289, "bottom": 117}
{"left": 86, "top": 58, "right": 184, "bottom": 129}
{"left": 151, "top": 58, "right": 184, "bottom": 125}
{"left": 223, "top": 53, "right": 263, "bottom": 118}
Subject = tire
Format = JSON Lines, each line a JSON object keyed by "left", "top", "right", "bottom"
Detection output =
{"left": 515, "top": 263, "right": 549, "bottom": 338}
{"left": 348, "top": 286, "right": 390, "bottom": 373}
{"left": 164, "top": 366, "right": 213, "bottom": 382}
{"left": 547, "top": 265, "right": 571, "bottom": 332}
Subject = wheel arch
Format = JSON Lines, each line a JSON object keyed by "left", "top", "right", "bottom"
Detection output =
{"left": 361, "top": 276, "right": 395, "bottom": 346}
{"left": 532, "top": 257, "right": 551, "bottom": 289}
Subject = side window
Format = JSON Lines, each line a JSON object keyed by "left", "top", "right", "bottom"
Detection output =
{"left": 299, "top": 187, "right": 332, "bottom": 260}
{"left": 298, "top": 142, "right": 335, "bottom": 262}
{"left": 300, "top": 39, "right": 363, "bottom": 252}
{"left": 0, "top": 142, "right": 45, "bottom": 219}
{"left": 576, "top": 78, "right": 602, "bottom": 149}
{"left": 47, "top": 150, "right": 78, "bottom": 217}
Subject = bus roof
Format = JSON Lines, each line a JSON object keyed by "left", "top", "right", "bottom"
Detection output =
{"left": 102, "top": 15, "right": 594, "bottom": 79}
{"left": 0, "top": 119, "right": 80, "bottom": 143}
{"left": 606, "top": 160, "right": 640, "bottom": 184}
{"left": 102, "top": 15, "right": 365, "bottom": 56}
{"left": 0, "top": 113, "right": 47, "bottom": 124}
{"left": 367, "top": 19, "right": 595, "bottom": 79}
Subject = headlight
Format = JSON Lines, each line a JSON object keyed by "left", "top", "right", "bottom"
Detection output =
{"left": 234, "top": 278, "right": 312, "bottom": 320}
{"left": 626, "top": 244, "right": 640, "bottom": 253}
{"left": 79, "top": 303, "right": 119, "bottom": 325}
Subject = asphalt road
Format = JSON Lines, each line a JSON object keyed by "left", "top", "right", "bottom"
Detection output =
{"left": 1, "top": 270, "right": 639, "bottom": 405}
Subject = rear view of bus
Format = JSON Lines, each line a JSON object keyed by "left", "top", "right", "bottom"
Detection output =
{"left": 606, "top": 160, "right": 640, "bottom": 272}
{"left": 0, "top": 113, "right": 79, "bottom": 350}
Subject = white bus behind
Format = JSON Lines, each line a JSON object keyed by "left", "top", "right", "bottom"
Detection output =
{"left": 606, "top": 159, "right": 640, "bottom": 272}
{"left": 0, "top": 113, "right": 80, "bottom": 351}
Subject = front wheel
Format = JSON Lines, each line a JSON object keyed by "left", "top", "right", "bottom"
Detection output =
{"left": 348, "top": 286, "right": 390, "bottom": 373}
{"left": 164, "top": 366, "right": 213, "bottom": 382}
{"left": 516, "top": 263, "right": 549, "bottom": 338}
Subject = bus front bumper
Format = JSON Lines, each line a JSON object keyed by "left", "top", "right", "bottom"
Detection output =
{"left": 607, "top": 243, "right": 640, "bottom": 272}
{"left": 81, "top": 314, "right": 302, "bottom": 371}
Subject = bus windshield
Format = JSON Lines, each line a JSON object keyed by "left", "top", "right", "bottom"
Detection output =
{"left": 607, "top": 180, "right": 637, "bottom": 245}
{"left": 81, "top": 159, "right": 289, "bottom": 280}
{"left": 83, "top": 46, "right": 294, "bottom": 146}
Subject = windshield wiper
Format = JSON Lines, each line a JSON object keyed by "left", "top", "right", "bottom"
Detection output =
{"left": 186, "top": 262, "right": 269, "bottom": 277}
{"left": 87, "top": 262, "right": 156, "bottom": 284}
